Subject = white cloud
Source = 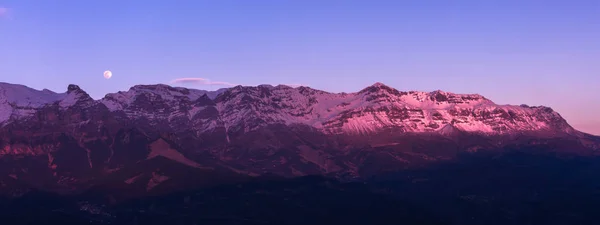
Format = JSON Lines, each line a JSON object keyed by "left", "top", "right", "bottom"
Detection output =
{"left": 170, "top": 78, "right": 237, "bottom": 86}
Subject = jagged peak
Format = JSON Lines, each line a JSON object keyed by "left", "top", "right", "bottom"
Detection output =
{"left": 130, "top": 83, "right": 184, "bottom": 92}
{"left": 258, "top": 84, "right": 274, "bottom": 89}
{"left": 423, "top": 89, "right": 490, "bottom": 105}
{"left": 361, "top": 82, "right": 394, "bottom": 91}
{"left": 359, "top": 82, "right": 404, "bottom": 97}
{"left": 0, "top": 81, "right": 586, "bottom": 138}
{"left": 65, "top": 84, "right": 91, "bottom": 97}
{"left": 60, "top": 84, "right": 94, "bottom": 108}
{"left": 66, "top": 84, "right": 83, "bottom": 93}
{"left": 274, "top": 84, "right": 299, "bottom": 90}
{"left": 429, "top": 89, "right": 447, "bottom": 95}
{"left": 296, "top": 85, "right": 326, "bottom": 95}
{"left": 428, "top": 89, "right": 485, "bottom": 98}
{"left": 112, "top": 84, "right": 224, "bottom": 100}
{"left": 371, "top": 82, "right": 388, "bottom": 87}
{"left": 130, "top": 84, "right": 220, "bottom": 99}
{"left": 110, "top": 82, "right": 493, "bottom": 103}
{"left": 193, "top": 93, "right": 216, "bottom": 106}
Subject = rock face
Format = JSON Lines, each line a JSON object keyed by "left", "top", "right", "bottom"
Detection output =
{"left": 0, "top": 81, "right": 597, "bottom": 197}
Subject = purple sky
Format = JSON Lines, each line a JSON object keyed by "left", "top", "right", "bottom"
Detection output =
{"left": 0, "top": 0, "right": 598, "bottom": 134}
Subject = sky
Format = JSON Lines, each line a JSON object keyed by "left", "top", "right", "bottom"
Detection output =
{"left": 0, "top": 0, "right": 598, "bottom": 134}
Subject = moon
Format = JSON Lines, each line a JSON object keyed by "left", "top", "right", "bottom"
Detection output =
{"left": 103, "top": 70, "right": 112, "bottom": 79}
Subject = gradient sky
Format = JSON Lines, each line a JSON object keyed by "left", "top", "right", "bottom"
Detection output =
{"left": 0, "top": 0, "right": 598, "bottom": 134}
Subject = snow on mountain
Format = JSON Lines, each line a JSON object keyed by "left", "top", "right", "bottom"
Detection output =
{"left": 0, "top": 82, "right": 577, "bottom": 136}
{"left": 98, "top": 84, "right": 227, "bottom": 134}
{"left": 100, "top": 84, "right": 225, "bottom": 111}
{"left": 0, "top": 82, "right": 66, "bottom": 123}
{"left": 58, "top": 84, "right": 97, "bottom": 109}
{"left": 211, "top": 83, "right": 573, "bottom": 135}
{"left": 0, "top": 81, "right": 595, "bottom": 195}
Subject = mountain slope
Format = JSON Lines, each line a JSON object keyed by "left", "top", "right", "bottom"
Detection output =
{"left": 0, "top": 82, "right": 581, "bottom": 136}
{"left": 0, "top": 82, "right": 597, "bottom": 196}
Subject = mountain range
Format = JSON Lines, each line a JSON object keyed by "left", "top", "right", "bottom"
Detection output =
{"left": 0, "top": 81, "right": 599, "bottom": 199}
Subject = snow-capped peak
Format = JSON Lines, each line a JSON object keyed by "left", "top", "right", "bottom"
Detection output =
{"left": 0, "top": 82, "right": 66, "bottom": 107}
{"left": 0, "top": 83, "right": 67, "bottom": 124}
{"left": 58, "top": 84, "right": 95, "bottom": 108}
{"left": 359, "top": 82, "right": 398, "bottom": 94}
{"left": 100, "top": 84, "right": 226, "bottom": 112}
{"left": 0, "top": 82, "right": 578, "bottom": 136}
{"left": 206, "top": 83, "right": 572, "bottom": 135}
{"left": 371, "top": 82, "right": 388, "bottom": 87}
{"left": 257, "top": 84, "right": 275, "bottom": 89}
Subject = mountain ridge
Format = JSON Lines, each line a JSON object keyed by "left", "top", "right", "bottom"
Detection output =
{"left": 0, "top": 82, "right": 586, "bottom": 136}
{"left": 0, "top": 81, "right": 598, "bottom": 197}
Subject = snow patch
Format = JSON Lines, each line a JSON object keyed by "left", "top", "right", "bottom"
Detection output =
{"left": 0, "top": 82, "right": 569, "bottom": 136}
{"left": 0, "top": 82, "right": 67, "bottom": 123}
{"left": 59, "top": 93, "right": 80, "bottom": 108}
{"left": 0, "top": 82, "right": 66, "bottom": 107}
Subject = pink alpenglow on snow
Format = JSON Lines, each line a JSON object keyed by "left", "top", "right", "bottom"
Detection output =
{"left": 2, "top": 1, "right": 599, "bottom": 136}
{"left": 0, "top": 81, "right": 586, "bottom": 138}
